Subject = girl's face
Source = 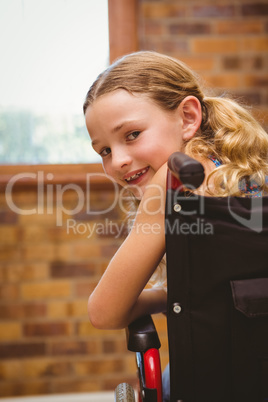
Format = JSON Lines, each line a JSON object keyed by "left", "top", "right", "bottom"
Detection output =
{"left": 85, "top": 89, "right": 185, "bottom": 198}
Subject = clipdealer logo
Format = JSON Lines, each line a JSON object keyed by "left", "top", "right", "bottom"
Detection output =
{"left": 227, "top": 195, "right": 264, "bottom": 233}
{"left": 5, "top": 171, "right": 266, "bottom": 234}
{"left": 4, "top": 171, "right": 133, "bottom": 226}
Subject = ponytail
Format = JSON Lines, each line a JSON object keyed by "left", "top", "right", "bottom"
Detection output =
{"left": 186, "top": 96, "right": 268, "bottom": 196}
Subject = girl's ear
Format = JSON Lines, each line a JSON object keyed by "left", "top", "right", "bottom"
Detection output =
{"left": 178, "top": 96, "right": 202, "bottom": 141}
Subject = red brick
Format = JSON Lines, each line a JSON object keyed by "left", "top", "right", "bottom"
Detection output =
{"left": 244, "top": 73, "right": 268, "bottom": 87}
{"left": 0, "top": 360, "right": 22, "bottom": 379}
{"left": 222, "top": 56, "right": 264, "bottom": 71}
{"left": 24, "top": 322, "right": 72, "bottom": 337}
{"left": 192, "top": 5, "right": 235, "bottom": 18}
{"left": 49, "top": 223, "right": 92, "bottom": 241}
{"left": 17, "top": 209, "right": 58, "bottom": 226}
{"left": 1, "top": 262, "right": 49, "bottom": 282}
{"left": 74, "top": 358, "right": 125, "bottom": 376}
{"left": 217, "top": 20, "right": 262, "bottom": 35}
{"left": 241, "top": 3, "right": 268, "bottom": 16}
{"left": 180, "top": 56, "right": 215, "bottom": 72}
{"left": 244, "top": 56, "right": 264, "bottom": 70}
{"left": 0, "top": 303, "right": 47, "bottom": 320}
{"left": 169, "top": 22, "right": 211, "bottom": 35}
{"left": 21, "top": 226, "right": 47, "bottom": 243}
{"left": 0, "top": 244, "right": 21, "bottom": 261}
{"left": 3, "top": 190, "right": 38, "bottom": 206}
{"left": 202, "top": 73, "right": 240, "bottom": 89}
{"left": 193, "top": 38, "right": 239, "bottom": 54}
{"left": 143, "top": 20, "right": 164, "bottom": 35}
{"left": 54, "top": 243, "right": 73, "bottom": 261}
{"left": 21, "top": 243, "right": 57, "bottom": 262}
{"left": 162, "top": 39, "right": 189, "bottom": 54}
{"left": 24, "top": 359, "right": 73, "bottom": 378}
{"left": 0, "top": 342, "right": 46, "bottom": 358}
{"left": 21, "top": 280, "right": 71, "bottom": 300}
{"left": 50, "top": 261, "right": 97, "bottom": 278}
{"left": 46, "top": 300, "right": 88, "bottom": 318}
{"left": 241, "top": 37, "right": 268, "bottom": 52}
{"left": 74, "top": 208, "right": 121, "bottom": 221}
{"left": 141, "top": 3, "right": 185, "bottom": 18}
{"left": 49, "top": 339, "right": 101, "bottom": 356}
{"left": 0, "top": 322, "right": 21, "bottom": 340}
{"left": 71, "top": 242, "right": 102, "bottom": 260}
{"left": 125, "top": 353, "right": 137, "bottom": 374}
{"left": 0, "top": 283, "right": 20, "bottom": 300}
{"left": 103, "top": 338, "right": 128, "bottom": 354}
{"left": 0, "top": 225, "right": 20, "bottom": 244}
{"left": 222, "top": 56, "right": 241, "bottom": 70}
{"left": 0, "top": 380, "right": 50, "bottom": 397}
{"left": 0, "top": 210, "right": 18, "bottom": 224}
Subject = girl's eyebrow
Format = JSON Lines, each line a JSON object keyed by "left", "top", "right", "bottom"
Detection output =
{"left": 91, "top": 120, "right": 140, "bottom": 147}
{"left": 112, "top": 120, "right": 137, "bottom": 133}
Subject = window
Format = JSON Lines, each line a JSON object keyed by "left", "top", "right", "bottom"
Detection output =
{"left": 0, "top": 0, "right": 109, "bottom": 164}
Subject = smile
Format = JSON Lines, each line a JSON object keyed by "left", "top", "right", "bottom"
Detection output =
{"left": 124, "top": 167, "right": 149, "bottom": 183}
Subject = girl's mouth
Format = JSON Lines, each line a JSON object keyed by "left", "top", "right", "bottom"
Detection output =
{"left": 124, "top": 167, "right": 149, "bottom": 184}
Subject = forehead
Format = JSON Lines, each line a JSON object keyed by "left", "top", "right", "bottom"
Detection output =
{"left": 85, "top": 89, "right": 158, "bottom": 135}
{"left": 90, "top": 89, "right": 152, "bottom": 112}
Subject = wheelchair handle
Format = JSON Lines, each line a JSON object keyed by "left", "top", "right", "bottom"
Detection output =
{"left": 126, "top": 315, "right": 161, "bottom": 352}
{"left": 168, "top": 152, "right": 205, "bottom": 189}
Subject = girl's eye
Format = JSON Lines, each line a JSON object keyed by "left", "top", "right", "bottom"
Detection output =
{"left": 127, "top": 131, "right": 140, "bottom": 141}
{"left": 100, "top": 147, "right": 111, "bottom": 157}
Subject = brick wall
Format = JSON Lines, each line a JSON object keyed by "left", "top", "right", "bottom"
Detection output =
{"left": 138, "top": 0, "right": 268, "bottom": 131}
{"left": 0, "top": 168, "right": 169, "bottom": 397}
{"left": 0, "top": 0, "right": 267, "bottom": 397}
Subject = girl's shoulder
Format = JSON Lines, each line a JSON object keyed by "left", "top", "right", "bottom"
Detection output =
{"left": 139, "top": 163, "right": 168, "bottom": 216}
{"left": 154, "top": 162, "right": 169, "bottom": 184}
{"left": 143, "top": 162, "right": 168, "bottom": 197}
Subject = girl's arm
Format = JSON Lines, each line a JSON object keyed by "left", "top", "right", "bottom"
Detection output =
{"left": 88, "top": 164, "right": 168, "bottom": 329}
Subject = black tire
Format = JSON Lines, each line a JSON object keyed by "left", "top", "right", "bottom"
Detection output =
{"left": 115, "top": 382, "right": 135, "bottom": 401}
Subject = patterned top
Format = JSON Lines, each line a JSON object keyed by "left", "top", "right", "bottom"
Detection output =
{"left": 209, "top": 156, "right": 267, "bottom": 197}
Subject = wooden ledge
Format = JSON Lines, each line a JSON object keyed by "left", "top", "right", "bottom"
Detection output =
{"left": 0, "top": 163, "right": 116, "bottom": 191}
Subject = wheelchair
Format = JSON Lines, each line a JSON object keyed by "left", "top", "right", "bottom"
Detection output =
{"left": 115, "top": 152, "right": 268, "bottom": 402}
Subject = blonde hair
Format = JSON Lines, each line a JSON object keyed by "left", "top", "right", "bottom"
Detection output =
{"left": 84, "top": 51, "right": 268, "bottom": 196}
{"left": 187, "top": 96, "right": 268, "bottom": 196}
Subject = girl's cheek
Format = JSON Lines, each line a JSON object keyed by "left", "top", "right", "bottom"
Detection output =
{"left": 102, "top": 162, "right": 110, "bottom": 177}
{"left": 102, "top": 163, "right": 116, "bottom": 181}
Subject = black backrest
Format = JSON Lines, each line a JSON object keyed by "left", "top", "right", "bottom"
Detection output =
{"left": 165, "top": 186, "right": 268, "bottom": 402}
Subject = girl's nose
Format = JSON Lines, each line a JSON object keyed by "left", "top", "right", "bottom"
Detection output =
{"left": 112, "top": 148, "right": 132, "bottom": 171}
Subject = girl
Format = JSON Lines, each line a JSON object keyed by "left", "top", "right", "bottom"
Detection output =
{"left": 83, "top": 51, "right": 268, "bottom": 331}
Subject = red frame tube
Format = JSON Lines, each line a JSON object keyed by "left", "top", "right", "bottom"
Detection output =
{"left": 144, "top": 348, "right": 162, "bottom": 402}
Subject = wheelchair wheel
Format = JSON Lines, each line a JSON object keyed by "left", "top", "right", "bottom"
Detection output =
{"left": 115, "top": 382, "right": 136, "bottom": 401}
